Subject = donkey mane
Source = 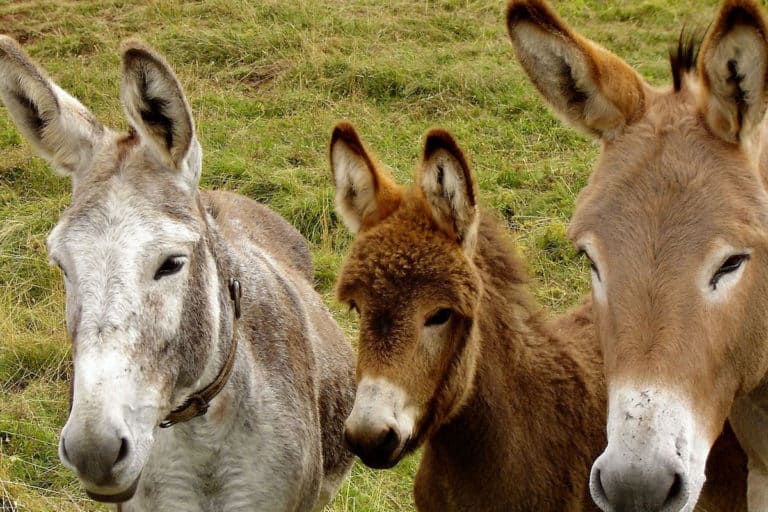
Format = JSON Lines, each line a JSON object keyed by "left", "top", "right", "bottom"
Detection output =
{"left": 669, "top": 27, "right": 703, "bottom": 92}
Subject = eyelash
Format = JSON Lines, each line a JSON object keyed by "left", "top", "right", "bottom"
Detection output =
{"left": 578, "top": 250, "right": 600, "bottom": 280}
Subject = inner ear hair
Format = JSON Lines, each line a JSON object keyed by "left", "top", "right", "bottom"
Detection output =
{"left": 506, "top": 0, "right": 646, "bottom": 139}
{"left": 0, "top": 35, "right": 104, "bottom": 177}
{"left": 330, "top": 122, "right": 404, "bottom": 233}
{"left": 120, "top": 40, "right": 194, "bottom": 168}
{"left": 419, "top": 129, "right": 478, "bottom": 248}
{"left": 699, "top": 1, "right": 768, "bottom": 143}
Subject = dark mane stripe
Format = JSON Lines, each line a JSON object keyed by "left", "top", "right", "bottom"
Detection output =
{"left": 669, "top": 27, "right": 704, "bottom": 91}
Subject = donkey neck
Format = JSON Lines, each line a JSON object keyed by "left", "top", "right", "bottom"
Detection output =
{"left": 418, "top": 215, "right": 602, "bottom": 509}
{"left": 169, "top": 194, "right": 242, "bottom": 431}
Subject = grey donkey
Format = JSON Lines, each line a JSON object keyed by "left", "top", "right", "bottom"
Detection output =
{"left": 0, "top": 36, "right": 355, "bottom": 511}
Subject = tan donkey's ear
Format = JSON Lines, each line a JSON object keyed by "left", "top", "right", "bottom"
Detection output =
{"left": 418, "top": 129, "right": 479, "bottom": 254}
{"left": 506, "top": 0, "right": 646, "bottom": 139}
{"left": 329, "top": 122, "right": 400, "bottom": 233}
{"left": 699, "top": 0, "right": 768, "bottom": 145}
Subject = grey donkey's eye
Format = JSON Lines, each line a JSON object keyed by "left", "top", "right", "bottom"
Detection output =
{"left": 50, "top": 258, "right": 68, "bottom": 279}
{"left": 154, "top": 256, "right": 186, "bottom": 280}
{"left": 710, "top": 254, "right": 750, "bottom": 290}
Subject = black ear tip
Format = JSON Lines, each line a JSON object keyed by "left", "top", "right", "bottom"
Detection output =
{"left": 119, "top": 39, "right": 167, "bottom": 72}
{"left": 721, "top": 2, "right": 767, "bottom": 34}
{"left": 506, "top": 0, "right": 549, "bottom": 29}
{"left": 506, "top": 1, "right": 532, "bottom": 28}
{"left": 424, "top": 128, "right": 461, "bottom": 161}
{"left": 331, "top": 121, "right": 364, "bottom": 152}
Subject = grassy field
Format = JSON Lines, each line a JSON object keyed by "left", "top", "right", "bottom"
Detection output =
{"left": 0, "top": 0, "right": 730, "bottom": 510}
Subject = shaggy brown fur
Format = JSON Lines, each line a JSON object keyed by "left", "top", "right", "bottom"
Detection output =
{"left": 331, "top": 123, "right": 746, "bottom": 510}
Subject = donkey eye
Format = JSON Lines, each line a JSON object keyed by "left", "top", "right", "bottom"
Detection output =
{"left": 51, "top": 260, "right": 68, "bottom": 278}
{"left": 578, "top": 250, "right": 600, "bottom": 280}
{"left": 710, "top": 254, "right": 750, "bottom": 289}
{"left": 154, "top": 256, "right": 186, "bottom": 280}
{"left": 425, "top": 308, "right": 452, "bottom": 327}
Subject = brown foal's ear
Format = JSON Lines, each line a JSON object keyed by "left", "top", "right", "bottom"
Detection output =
{"left": 329, "top": 122, "right": 400, "bottom": 234}
{"left": 417, "top": 129, "right": 479, "bottom": 254}
{"left": 698, "top": 0, "right": 768, "bottom": 145}
{"left": 506, "top": 0, "right": 646, "bottom": 140}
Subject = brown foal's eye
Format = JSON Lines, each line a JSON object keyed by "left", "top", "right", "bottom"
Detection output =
{"left": 710, "top": 254, "right": 750, "bottom": 289}
{"left": 425, "top": 308, "right": 452, "bottom": 327}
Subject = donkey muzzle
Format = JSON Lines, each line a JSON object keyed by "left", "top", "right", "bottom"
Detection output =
{"left": 59, "top": 418, "right": 140, "bottom": 501}
{"left": 590, "top": 450, "right": 689, "bottom": 512}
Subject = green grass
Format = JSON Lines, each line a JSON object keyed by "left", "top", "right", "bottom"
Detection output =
{"left": 0, "top": 0, "right": 728, "bottom": 510}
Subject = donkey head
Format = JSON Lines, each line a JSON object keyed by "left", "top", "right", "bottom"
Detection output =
{"left": 0, "top": 37, "right": 225, "bottom": 502}
{"left": 509, "top": 1, "right": 768, "bottom": 510}
{"left": 331, "top": 123, "right": 482, "bottom": 469}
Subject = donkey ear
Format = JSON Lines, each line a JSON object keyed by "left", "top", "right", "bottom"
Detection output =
{"left": 329, "top": 122, "right": 400, "bottom": 233}
{"left": 698, "top": 0, "right": 768, "bottom": 145}
{"left": 0, "top": 36, "right": 104, "bottom": 178}
{"left": 418, "top": 129, "right": 479, "bottom": 253}
{"left": 119, "top": 39, "right": 201, "bottom": 187}
{"left": 506, "top": 0, "right": 646, "bottom": 139}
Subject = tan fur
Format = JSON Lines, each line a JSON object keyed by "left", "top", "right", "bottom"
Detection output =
{"left": 506, "top": 0, "right": 646, "bottom": 139}
{"left": 508, "top": 0, "right": 760, "bottom": 508}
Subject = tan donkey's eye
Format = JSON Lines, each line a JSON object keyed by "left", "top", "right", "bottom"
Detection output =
{"left": 578, "top": 250, "right": 600, "bottom": 280}
{"left": 710, "top": 254, "right": 750, "bottom": 290}
{"left": 425, "top": 308, "right": 452, "bottom": 327}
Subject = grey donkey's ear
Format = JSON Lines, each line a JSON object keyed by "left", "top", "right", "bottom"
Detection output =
{"left": 0, "top": 35, "right": 105, "bottom": 178}
{"left": 119, "top": 39, "right": 201, "bottom": 188}
{"left": 418, "top": 129, "right": 479, "bottom": 254}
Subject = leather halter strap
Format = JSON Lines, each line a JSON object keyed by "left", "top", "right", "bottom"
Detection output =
{"left": 159, "top": 278, "right": 242, "bottom": 428}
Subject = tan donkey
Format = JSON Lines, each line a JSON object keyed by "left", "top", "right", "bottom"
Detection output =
{"left": 507, "top": 0, "right": 768, "bottom": 510}
{"left": 329, "top": 123, "right": 746, "bottom": 511}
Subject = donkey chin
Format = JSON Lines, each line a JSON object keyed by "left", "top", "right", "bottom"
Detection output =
{"left": 588, "top": 387, "right": 709, "bottom": 512}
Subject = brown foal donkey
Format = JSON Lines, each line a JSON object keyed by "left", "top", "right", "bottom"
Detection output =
{"left": 330, "top": 122, "right": 746, "bottom": 511}
{"left": 507, "top": 0, "right": 768, "bottom": 510}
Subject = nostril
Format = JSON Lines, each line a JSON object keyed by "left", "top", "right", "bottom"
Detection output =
{"left": 665, "top": 472, "right": 684, "bottom": 504}
{"left": 343, "top": 428, "right": 354, "bottom": 452}
{"left": 61, "top": 436, "right": 71, "bottom": 464}
{"left": 594, "top": 468, "right": 609, "bottom": 501}
{"left": 114, "top": 437, "right": 130, "bottom": 466}
{"left": 377, "top": 426, "right": 400, "bottom": 454}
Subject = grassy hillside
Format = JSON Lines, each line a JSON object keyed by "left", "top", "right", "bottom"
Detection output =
{"left": 0, "top": 0, "right": 725, "bottom": 510}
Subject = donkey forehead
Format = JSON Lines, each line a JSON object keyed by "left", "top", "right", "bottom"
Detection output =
{"left": 340, "top": 216, "right": 477, "bottom": 307}
{"left": 570, "top": 113, "right": 768, "bottom": 247}
{"left": 48, "top": 174, "right": 200, "bottom": 256}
